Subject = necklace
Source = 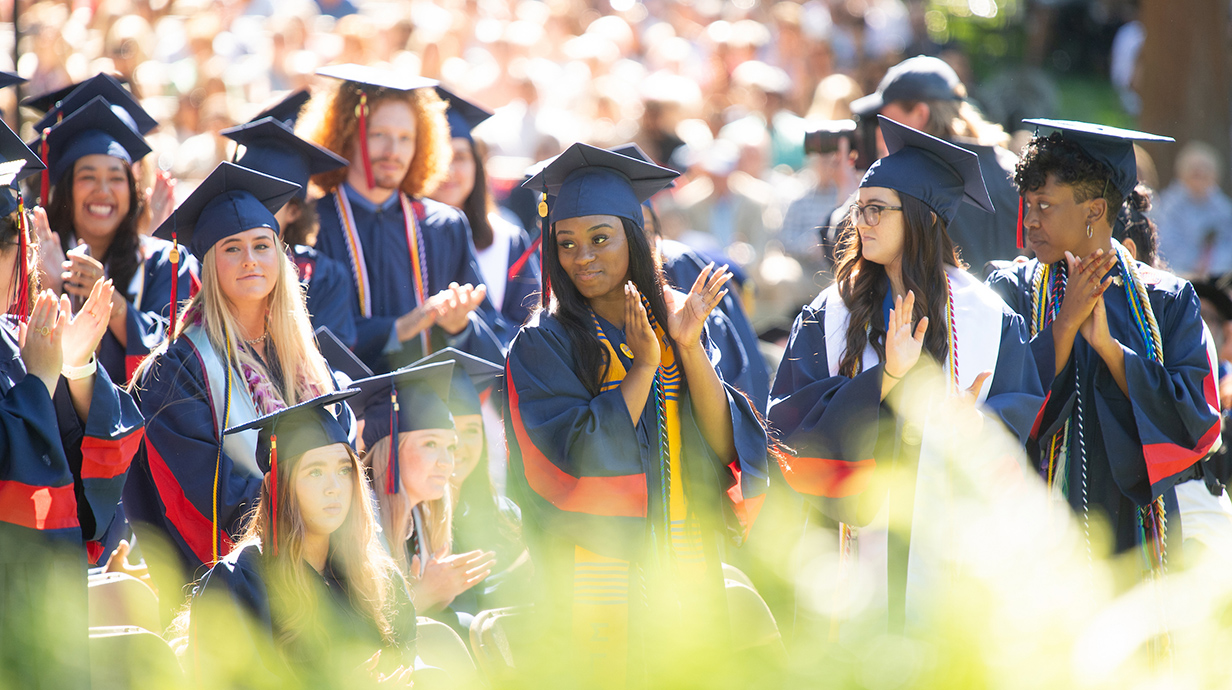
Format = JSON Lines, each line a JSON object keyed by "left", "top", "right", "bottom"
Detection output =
{"left": 243, "top": 332, "right": 268, "bottom": 346}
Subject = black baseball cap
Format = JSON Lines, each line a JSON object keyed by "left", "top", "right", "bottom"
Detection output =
{"left": 851, "top": 55, "right": 962, "bottom": 117}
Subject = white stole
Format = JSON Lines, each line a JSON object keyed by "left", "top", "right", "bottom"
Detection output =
{"left": 821, "top": 266, "right": 1005, "bottom": 625}
{"left": 185, "top": 325, "right": 262, "bottom": 478}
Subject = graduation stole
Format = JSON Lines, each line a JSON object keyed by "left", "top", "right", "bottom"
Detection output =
{"left": 334, "top": 187, "right": 431, "bottom": 353}
{"left": 1029, "top": 244, "right": 1169, "bottom": 579}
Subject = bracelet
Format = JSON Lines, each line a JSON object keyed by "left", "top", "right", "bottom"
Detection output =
{"left": 883, "top": 367, "right": 904, "bottom": 381}
{"left": 62, "top": 355, "right": 97, "bottom": 381}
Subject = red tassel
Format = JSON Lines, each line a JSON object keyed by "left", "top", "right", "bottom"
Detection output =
{"left": 12, "top": 194, "right": 29, "bottom": 321}
{"left": 39, "top": 132, "right": 49, "bottom": 206}
{"left": 386, "top": 389, "right": 400, "bottom": 494}
{"left": 269, "top": 434, "right": 278, "bottom": 556}
{"left": 1016, "top": 195, "right": 1025, "bottom": 250}
{"left": 357, "top": 93, "right": 375, "bottom": 190}
{"left": 168, "top": 233, "right": 180, "bottom": 341}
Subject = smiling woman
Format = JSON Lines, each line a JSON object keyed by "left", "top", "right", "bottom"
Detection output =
{"left": 123, "top": 162, "right": 347, "bottom": 611}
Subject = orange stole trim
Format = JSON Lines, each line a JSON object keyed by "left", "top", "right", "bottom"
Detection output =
{"left": 780, "top": 454, "right": 875, "bottom": 498}
{"left": 80, "top": 428, "right": 145, "bottom": 479}
{"left": 725, "top": 460, "right": 764, "bottom": 538}
{"left": 507, "top": 366, "right": 647, "bottom": 518}
{"left": 0, "top": 480, "right": 78, "bottom": 530}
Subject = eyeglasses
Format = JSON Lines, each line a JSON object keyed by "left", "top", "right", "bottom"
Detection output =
{"left": 849, "top": 203, "right": 903, "bottom": 227}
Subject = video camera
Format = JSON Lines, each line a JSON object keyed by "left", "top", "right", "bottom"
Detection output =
{"left": 803, "top": 118, "right": 879, "bottom": 171}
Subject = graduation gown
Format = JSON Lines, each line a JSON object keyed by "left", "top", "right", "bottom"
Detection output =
{"left": 291, "top": 244, "right": 358, "bottom": 349}
{"left": 476, "top": 218, "right": 540, "bottom": 328}
{"left": 986, "top": 259, "right": 1221, "bottom": 552}
{"left": 0, "top": 319, "right": 145, "bottom": 689}
{"left": 768, "top": 267, "right": 1043, "bottom": 626}
{"left": 503, "top": 310, "right": 769, "bottom": 678}
{"left": 189, "top": 543, "right": 417, "bottom": 690}
{"left": 314, "top": 186, "right": 510, "bottom": 373}
{"left": 96, "top": 236, "right": 200, "bottom": 384}
{"left": 660, "top": 239, "right": 769, "bottom": 414}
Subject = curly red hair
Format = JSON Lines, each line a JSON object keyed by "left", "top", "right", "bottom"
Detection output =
{"left": 298, "top": 81, "right": 452, "bottom": 199}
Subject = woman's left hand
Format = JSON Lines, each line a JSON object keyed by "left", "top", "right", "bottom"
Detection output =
{"left": 61, "top": 251, "right": 106, "bottom": 300}
{"left": 666, "top": 262, "right": 732, "bottom": 349}
{"left": 61, "top": 279, "right": 114, "bottom": 367}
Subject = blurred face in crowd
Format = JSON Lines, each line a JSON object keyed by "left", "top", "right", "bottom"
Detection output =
{"left": 348, "top": 99, "right": 417, "bottom": 192}
{"left": 397, "top": 428, "right": 457, "bottom": 506}
{"left": 293, "top": 443, "right": 356, "bottom": 539}
{"left": 1179, "top": 155, "right": 1219, "bottom": 199}
{"left": 875, "top": 101, "right": 930, "bottom": 158}
{"left": 555, "top": 214, "right": 630, "bottom": 304}
{"left": 71, "top": 155, "right": 131, "bottom": 244}
{"left": 431, "top": 138, "right": 477, "bottom": 209}
{"left": 1021, "top": 174, "right": 1102, "bottom": 265}
{"left": 854, "top": 187, "right": 905, "bottom": 268}
{"left": 451, "top": 413, "right": 485, "bottom": 486}
{"left": 213, "top": 228, "right": 281, "bottom": 309}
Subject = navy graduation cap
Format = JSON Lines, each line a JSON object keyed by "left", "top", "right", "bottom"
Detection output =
{"left": 30, "top": 73, "right": 158, "bottom": 135}
{"left": 608, "top": 142, "right": 678, "bottom": 191}
{"left": 1022, "top": 119, "right": 1173, "bottom": 199}
{"left": 41, "top": 96, "right": 152, "bottom": 200}
{"left": 153, "top": 161, "right": 301, "bottom": 259}
{"left": 315, "top": 325, "right": 373, "bottom": 383}
{"left": 22, "top": 73, "right": 130, "bottom": 112}
{"left": 436, "top": 87, "right": 492, "bottom": 143}
{"left": 521, "top": 142, "right": 679, "bottom": 230}
{"left": 222, "top": 117, "right": 348, "bottom": 200}
{"left": 859, "top": 115, "right": 994, "bottom": 225}
{"left": 317, "top": 64, "right": 438, "bottom": 191}
{"left": 224, "top": 389, "right": 360, "bottom": 554}
{"left": 348, "top": 361, "right": 454, "bottom": 493}
{"left": 411, "top": 347, "right": 502, "bottom": 418}
{"left": 0, "top": 71, "right": 24, "bottom": 90}
{"left": 250, "top": 88, "right": 311, "bottom": 127}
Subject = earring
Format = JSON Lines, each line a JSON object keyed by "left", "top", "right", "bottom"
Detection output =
{"left": 1086, "top": 223, "right": 1092, "bottom": 239}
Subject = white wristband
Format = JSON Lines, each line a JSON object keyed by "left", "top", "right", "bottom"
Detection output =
{"left": 62, "top": 355, "right": 97, "bottom": 381}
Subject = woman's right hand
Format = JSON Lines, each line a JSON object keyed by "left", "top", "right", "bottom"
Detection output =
{"left": 624, "top": 282, "right": 661, "bottom": 368}
{"left": 32, "top": 207, "right": 64, "bottom": 294}
{"left": 884, "top": 290, "right": 928, "bottom": 381}
{"left": 20, "top": 290, "right": 65, "bottom": 398}
{"left": 409, "top": 549, "right": 496, "bottom": 612}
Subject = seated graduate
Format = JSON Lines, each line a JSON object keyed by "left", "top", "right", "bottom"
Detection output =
{"left": 505, "top": 143, "right": 769, "bottom": 685}
{"left": 767, "top": 117, "right": 1043, "bottom": 629}
{"left": 125, "top": 163, "right": 345, "bottom": 605}
{"left": 350, "top": 360, "right": 496, "bottom": 631}
{"left": 33, "top": 88, "right": 198, "bottom": 383}
{"left": 222, "top": 104, "right": 360, "bottom": 349}
{"left": 187, "top": 390, "right": 419, "bottom": 689}
{"left": 0, "top": 126, "right": 145, "bottom": 688}
{"left": 428, "top": 88, "right": 541, "bottom": 328}
{"left": 985, "top": 120, "right": 1219, "bottom": 572}
{"left": 416, "top": 347, "right": 533, "bottom": 615}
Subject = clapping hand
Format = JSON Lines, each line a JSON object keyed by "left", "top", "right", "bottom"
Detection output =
{"left": 624, "top": 282, "right": 661, "bottom": 368}
{"left": 666, "top": 262, "right": 732, "bottom": 350}
{"left": 19, "top": 290, "right": 66, "bottom": 397}
{"left": 61, "top": 278, "right": 114, "bottom": 369}
{"left": 884, "top": 291, "right": 928, "bottom": 382}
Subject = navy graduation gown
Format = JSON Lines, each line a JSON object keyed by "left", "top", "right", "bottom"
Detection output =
{"left": 660, "top": 239, "right": 769, "bottom": 414}
{"left": 500, "top": 228, "right": 541, "bottom": 327}
{"left": 97, "top": 236, "right": 200, "bottom": 384}
{"left": 189, "top": 543, "right": 417, "bottom": 689}
{"left": 314, "top": 188, "right": 510, "bottom": 373}
{"left": 291, "top": 244, "right": 358, "bottom": 349}
{"left": 0, "top": 319, "right": 145, "bottom": 689}
{"left": 987, "top": 259, "right": 1221, "bottom": 552}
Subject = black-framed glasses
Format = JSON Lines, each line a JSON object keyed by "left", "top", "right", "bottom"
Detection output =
{"left": 850, "top": 203, "right": 903, "bottom": 227}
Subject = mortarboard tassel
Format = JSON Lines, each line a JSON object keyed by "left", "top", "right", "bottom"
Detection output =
{"left": 12, "top": 193, "right": 30, "bottom": 321}
{"left": 39, "top": 130, "right": 50, "bottom": 206}
{"left": 357, "top": 92, "right": 375, "bottom": 191}
{"left": 539, "top": 188, "right": 551, "bottom": 304}
{"left": 1016, "top": 195, "right": 1025, "bottom": 250}
{"left": 269, "top": 434, "right": 279, "bottom": 556}
{"left": 168, "top": 232, "right": 180, "bottom": 341}
{"left": 386, "top": 388, "right": 400, "bottom": 494}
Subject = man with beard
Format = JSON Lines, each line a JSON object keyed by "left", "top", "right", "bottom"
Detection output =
{"left": 299, "top": 65, "right": 509, "bottom": 372}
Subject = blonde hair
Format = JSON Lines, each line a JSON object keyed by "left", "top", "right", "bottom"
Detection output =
{"left": 366, "top": 433, "right": 453, "bottom": 573}
{"left": 237, "top": 444, "right": 405, "bottom": 648}
{"left": 920, "top": 98, "right": 1010, "bottom": 149}
{"left": 132, "top": 236, "right": 333, "bottom": 407}
{"left": 297, "top": 82, "right": 452, "bottom": 199}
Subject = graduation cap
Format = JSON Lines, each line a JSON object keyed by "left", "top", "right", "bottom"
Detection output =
{"left": 436, "top": 87, "right": 493, "bottom": 143}
{"left": 250, "top": 88, "right": 311, "bottom": 127}
{"left": 29, "top": 73, "right": 157, "bottom": 135}
{"left": 609, "top": 143, "right": 677, "bottom": 191}
{"left": 0, "top": 71, "right": 24, "bottom": 91}
{"left": 40, "top": 96, "right": 152, "bottom": 204}
{"left": 315, "top": 325, "right": 373, "bottom": 383}
{"left": 22, "top": 74, "right": 129, "bottom": 112}
{"left": 411, "top": 347, "right": 502, "bottom": 417}
{"left": 153, "top": 161, "right": 300, "bottom": 259}
{"left": 521, "top": 142, "right": 679, "bottom": 229}
{"left": 224, "top": 389, "right": 360, "bottom": 554}
{"left": 348, "top": 361, "right": 454, "bottom": 493}
{"left": 316, "top": 64, "right": 439, "bottom": 191}
{"left": 1022, "top": 119, "right": 1172, "bottom": 199}
{"left": 859, "top": 115, "right": 993, "bottom": 225}
{"left": 222, "top": 117, "right": 348, "bottom": 200}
